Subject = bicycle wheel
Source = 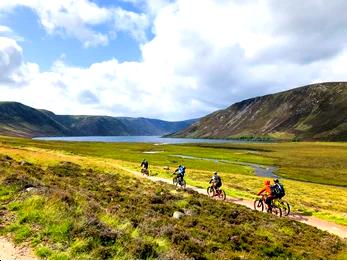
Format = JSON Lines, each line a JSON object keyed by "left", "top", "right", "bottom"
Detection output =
{"left": 173, "top": 177, "right": 177, "bottom": 185}
{"left": 254, "top": 199, "right": 264, "bottom": 212}
{"left": 281, "top": 201, "right": 290, "bottom": 216}
{"left": 271, "top": 206, "right": 282, "bottom": 217}
{"left": 207, "top": 186, "right": 214, "bottom": 197}
{"left": 218, "top": 190, "right": 226, "bottom": 201}
{"left": 142, "top": 168, "right": 149, "bottom": 176}
{"left": 180, "top": 179, "right": 186, "bottom": 189}
{"left": 175, "top": 177, "right": 183, "bottom": 188}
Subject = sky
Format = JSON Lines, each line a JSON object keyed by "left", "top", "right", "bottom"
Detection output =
{"left": 0, "top": 0, "right": 347, "bottom": 121}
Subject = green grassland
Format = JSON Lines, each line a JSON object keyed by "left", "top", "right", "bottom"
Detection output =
{"left": 0, "top": 136, "right": 346, "bottom": 259}
{"left": 0, "top": 151, "right": 346, "bottom": 259}
{"left": 0, "top": 136, "right": 347, "bottom": 225}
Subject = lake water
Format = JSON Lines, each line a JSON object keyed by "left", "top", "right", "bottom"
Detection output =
{"left": 34, "top": 136, "right": 258, "bottom": 144}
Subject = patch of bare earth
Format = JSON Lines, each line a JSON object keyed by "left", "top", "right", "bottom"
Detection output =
{"left": 0, "top": 236, "right": 36, "bottom": 260}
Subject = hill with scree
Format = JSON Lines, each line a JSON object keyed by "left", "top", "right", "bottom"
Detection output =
{"left": 172, "top": 82, "right": 347, "bottom": 141}
{"left": 0, "top": 102, "right": 196, "bottom": 138}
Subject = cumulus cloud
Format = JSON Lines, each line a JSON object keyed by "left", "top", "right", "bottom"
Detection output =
{"left": 0, "top": 0, "right": 149, "bottom": 47}
{"left": 0, "top": 25, "right": 11, "bottom": 34}
{"left": 1, "top": 0, "right": 347, "bottom": 120}
{"left": 0, "top": 36, "right": 39, "bottom": 85}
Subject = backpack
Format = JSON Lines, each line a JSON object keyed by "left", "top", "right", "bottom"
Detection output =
{"left": 179, "top": 166, "right": 186, "bottom": 174}
{"left": 214, "top": 175, "right": 222, "bottom": 184}
{"left": 271, "top": 183, "right": 285, "bottom": 197}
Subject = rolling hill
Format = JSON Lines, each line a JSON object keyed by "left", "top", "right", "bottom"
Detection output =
{"left": 0, "top": 102, "right": 196, "bottom": 138}
{"left": 172, "top": 82, "right": 347, "bottom": 141}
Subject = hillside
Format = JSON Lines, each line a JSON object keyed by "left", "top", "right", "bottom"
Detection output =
{"left": 0, "top": 144, "right": 346, "bottom": 259}
{"left": 0, "top": 102, "right": 196, "bottom": 137}
{"left": 172, "top": 82, "right": 347, "bottom": 141}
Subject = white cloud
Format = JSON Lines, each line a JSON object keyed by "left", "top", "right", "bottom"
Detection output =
{"left": 0, "top": 36, "right": 39, "bottom": 85}
{"left": 1, "top": 0, "right": 347, "bottom": 120}
{"left": 0, "top": 0, "right": 149, "bottom": 47}
{"left": 0, "top": 25, "right": 12, "bottom": 33}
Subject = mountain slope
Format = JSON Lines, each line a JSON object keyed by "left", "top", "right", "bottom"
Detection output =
{"left": 0, "top": 102, "right": 196, "bottom": 137}
{"left": 0, "top": 102, "right": 70, "bottom": 137}
{"left": 173, "top": 82, "right": 347, "bottom": 141}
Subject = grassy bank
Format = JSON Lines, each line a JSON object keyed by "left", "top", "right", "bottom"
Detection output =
{"left": 0, "top": 148, "right": 346, "bottom": 259}
{"left": 0, "top": 137, "right": 346, "bottom": 225}
{"left": 1, "top": 136, "right": 346, "bottom": 186}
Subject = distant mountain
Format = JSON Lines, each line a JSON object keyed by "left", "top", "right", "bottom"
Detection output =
{"left": 0, "top": 102, "right": 197, "bottom": 138}
{"left": 171, "top": 82, "right": 347, "bottom": 141}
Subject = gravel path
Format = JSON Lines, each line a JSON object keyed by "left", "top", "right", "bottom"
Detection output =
{"left": 0, "top": 236, "right": 36, "bottom": 260}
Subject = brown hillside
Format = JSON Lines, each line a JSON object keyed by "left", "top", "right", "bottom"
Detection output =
{"left": 173, "top": 82, "right": 347, "bottom": 141}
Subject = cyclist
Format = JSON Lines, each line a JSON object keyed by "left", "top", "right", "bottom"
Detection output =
{"left": 140, "top": 159, "right": 149, "bottom": 175}
{"left": 272, "top": 178, "right": 285, "bottom": 199}
{"left": 141, "top": 159, "right": 148, "bottom": 169}
{"left": 257, "top": 180, "right": 274, "bottom": 212}
{"left": 173, "top": 165, "right": 186, "bottom": 185}
{"left": 209, "top": 172, "right": 222, "bottom": 195}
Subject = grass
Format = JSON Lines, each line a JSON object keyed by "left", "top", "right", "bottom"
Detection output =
{"left": 1, "top": 136, "right": 346, "bottom": 186}
{"left": 0, "top": 136, "right": 346, "bottom": 225}
{"left": 0, "top": 136, "right": 346, "bottom": 259}
{"left": 0, "top": 155, "right": 345, "bottom": 259}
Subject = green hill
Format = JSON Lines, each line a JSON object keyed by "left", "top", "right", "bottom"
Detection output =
{"left": 0, "top": 102, "right": 196, "bottom": 137}
{"left": 172, "top": 82, "right": 347, "bottom": 141}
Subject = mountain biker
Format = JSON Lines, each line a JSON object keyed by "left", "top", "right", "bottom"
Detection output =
{"left": 141, "top": 159, "right": 149, "bottom": 170}
{"left": 140, "top": 159, "right": 149, "bottom": 175}
{"left": 209, "top": 172, "right": 222, "bottom": 193}
{"left": 173, "top": 165, "right": 186, "bottom": 184}
{"left": 272, "top": 178, "right": 285, "bottom": 199}
{"left": 257, "top": 180, "right": 274, "bottom": 212}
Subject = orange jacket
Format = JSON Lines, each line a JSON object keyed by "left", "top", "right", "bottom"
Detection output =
{"left": 257, "top": 185, "right": 271, "bottom": 196}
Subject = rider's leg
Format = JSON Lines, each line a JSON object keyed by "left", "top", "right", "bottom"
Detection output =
{"left": 215, "top": 184, "right": 221, "bottom": 195}
{"left": 265, "top": 196, "right": 273, "bottom": 211}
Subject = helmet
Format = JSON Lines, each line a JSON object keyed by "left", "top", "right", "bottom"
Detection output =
{"left": 274, "top": 178, "right": 279, "bottom": 183}
{"left": 264, "top": 180, "right": 270, "bottom": 185}
{"left": 214, "top": 172, "right": 218, "bottom": 175}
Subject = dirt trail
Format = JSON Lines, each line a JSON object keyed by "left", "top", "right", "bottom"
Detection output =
{"left": 122, "top": 166, "right": 347, "bottom": 239}
{"left": 0, "top": 236, "right": 36, "bottom": 259}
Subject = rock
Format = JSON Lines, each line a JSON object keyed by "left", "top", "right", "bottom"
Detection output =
{"left": 20, "top": 160, "right": 33, "bottom": 166}
{"left": 25, "top": 187, "right": 35, "bottom": 192}
{"left": 230, "top": 236, "right": 240, "bottom": 242}
{"left": 183, "top": 208, "right": 197, "bottom": 216}
{"left": 173, "top": 211, "right": 185, "bottom": 219}
{"left": 163, "top": 166, "right": 170, "bottom": 170}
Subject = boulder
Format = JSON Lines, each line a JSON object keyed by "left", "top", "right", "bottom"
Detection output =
{"left": 173, "top": 211, "right": 185, "bottom": 219}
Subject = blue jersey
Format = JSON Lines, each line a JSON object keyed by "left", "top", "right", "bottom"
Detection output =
{"left": 178, "top": 166, "right": 185, "bottom": 176}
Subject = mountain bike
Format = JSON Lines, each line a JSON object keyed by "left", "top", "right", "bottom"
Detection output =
{"left": 254, "top": 195, "right": 282, "bottom": 217}
{"left": 173, "top": 175, "right": 186, "bottom": 189}
{"left": 141, "top": 167, "right": 149, "bottom": 176}
{"left": 273, "top": 198, "right": 290, "bottom": 216}
{"left": 207, "top": 182, "right": 226, "bottom": 200}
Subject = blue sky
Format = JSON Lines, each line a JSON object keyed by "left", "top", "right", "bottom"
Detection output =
{"left": 0, "top": 0, "right": 346, "bottom": 120}
{"left": 0, "top": 1, "right": 144, "bottom": 69}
